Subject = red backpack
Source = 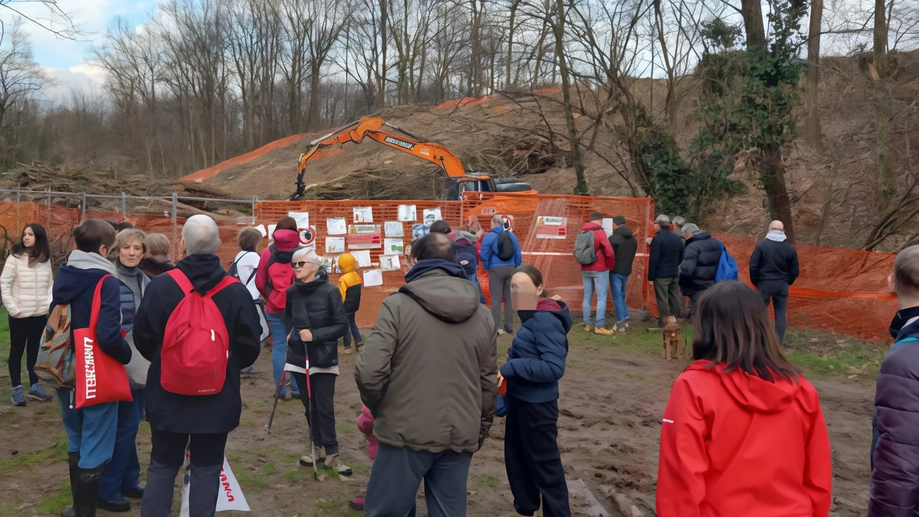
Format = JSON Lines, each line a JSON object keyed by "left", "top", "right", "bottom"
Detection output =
{"left": 161, "top": 270, "right": 238, "bottom": 396}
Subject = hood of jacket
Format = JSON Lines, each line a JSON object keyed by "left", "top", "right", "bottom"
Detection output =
{"left": 453, "top": 230, "right": 478, "bottom": 246}
{"left": 766, "top": 229, "right": 787, "bottom": 242}
{"left": 519, "top": 299, "right": 572, "bottom": 333}
{"left": 400, "top": 261, "right": 480, "bottom": 323}
{"left": 890, "top": 306, "right": 919, "bottom": 341}
{"left": 614, "top": 226, "right": 633, "bottom": 239}
{"left": 582, "top": 222, "right": 604, "bottom": 232}
{"left": 338, "top": 252, "right": 359, "bottom": 274}
{"left": 175, "top": 253, "right": 228, "bottom": 292}
{"left": 687, "top": 230, "right": 712, "bottom": 244}
{"left": 272, "top": 229, "right": 301, "bottom": 252}
{"left": 686, "top": 360, "right": 808, "bottom": 414}
{"left": 53, "top": 250, "right": 118, "bottom": 305}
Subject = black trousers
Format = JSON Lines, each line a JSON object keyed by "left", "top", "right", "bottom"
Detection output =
{"left": 504, "top": 397, "right": 570, "bottom": 517}
{"left": 8, "top": 314, "right": 47, "bottom": 387}
{"left": 293, "top": 372, "right": 338, "bottom": 454}
{"left": 757, "top": 280, "right": 789, "bottom": 342}
{"left": 141, "top": 429, "right": 228, "bottom": 517}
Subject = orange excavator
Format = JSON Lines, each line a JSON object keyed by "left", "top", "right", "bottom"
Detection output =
{"left": 290, "top": 117, "right": 535, "bottom": 200}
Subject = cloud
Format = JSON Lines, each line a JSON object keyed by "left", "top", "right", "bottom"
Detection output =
{"left": 42, "top": 65, "right": 107, "bottom": 102}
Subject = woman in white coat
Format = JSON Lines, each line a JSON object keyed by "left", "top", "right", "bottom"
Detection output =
{"left": 1, "top": 223, "right": 54, "bottom": 406}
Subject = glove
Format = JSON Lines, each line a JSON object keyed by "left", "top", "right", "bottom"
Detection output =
{"left": 476, "top": 418, "right": 493, "bottom": 452}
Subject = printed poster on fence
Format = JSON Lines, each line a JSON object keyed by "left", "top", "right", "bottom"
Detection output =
{"left": 180, "top": 457, "right": 249, "bottom": 516}
{"left": 364, "top": 269, "right": 384, "bottom": 287}
{"left": 326, "top": 217, "right": 347, "bottom": 235}
{"left": 380, "top": 255, "right": 400, "bottom": 272}
{"left": 534, "top": 216, "right": 567, "bottom": 240}
{"left": 288, "top": 211, "right": 309, "bottom": 229}
{"left": 383, "top": 239, "right": 404, "bottom": 255}
{"left": 352, "top": 250, "right": 372, "bottom": 268}
{"left": 423, "top": 208, "right": 442, "bottom": 226}
{"left": 353, "top": 207, "right": 373, "bottom": 223}
{"left": 325, "top": 237, "right": 346, "bottom": 254}
{"left": 348, "top": 225, "right": 382, "bottom": 249}
{"left": 384, "top": 221, "right": 404, "bottom": 237}
{"left": 397, "top": 205, "right": 417, "bottom": 222}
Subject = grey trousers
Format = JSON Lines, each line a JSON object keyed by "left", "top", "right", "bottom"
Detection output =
{"left": 489, "top": 265, "right": 516, "bottom": 332}
{"left": 141, "top": 429, "right": 228, "bottom": 517}
{"left": 364, "top": 442, "right": 473, "bottom": 517}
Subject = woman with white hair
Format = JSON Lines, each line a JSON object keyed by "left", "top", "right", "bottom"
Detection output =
{"left": 284, "top": 248, "right": 351, "bottom": 475}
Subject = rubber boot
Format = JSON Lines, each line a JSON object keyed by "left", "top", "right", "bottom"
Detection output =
{"left": 61, "top": 453, "right": 80, "bottom": 517}
{"left": 62, "top": 465, "right": 104, "bottom": 517}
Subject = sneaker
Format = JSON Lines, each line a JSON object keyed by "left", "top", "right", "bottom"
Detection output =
{"left": 343, "top": 347, "right": 352, "bottom": 355}
{"left": 497, "top": 329, "right": 506, "bottom": 335}
{"left": 594, "top": 327, "right": 615, "bottom": 336}
{"left": 324, "top": 454, "right": 352, "bottom": 476}
{"left": 11, "top": 385, "right": 25, "bottom": 406}
{"left": 349, "top": 497, "right": 366, "bottom": 511}
{"left": 27, "top": 383, "right": 53, "bottom": 402}
{"left": 583, "top": 324, "right": 592, "bottom": 332}
{"left": 299, "top": 454, "right": 325, "bottom": 467}
{"left": 241, "top": 366, "right": 261, "bottom": 375}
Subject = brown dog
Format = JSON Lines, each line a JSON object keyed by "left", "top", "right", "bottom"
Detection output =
{"left": 663, "top": 316, "right": 681, "bottom": 360}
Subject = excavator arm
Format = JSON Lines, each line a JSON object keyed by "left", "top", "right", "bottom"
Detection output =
{"left": 292, "top": 116, "right": 467, "bottom": 199}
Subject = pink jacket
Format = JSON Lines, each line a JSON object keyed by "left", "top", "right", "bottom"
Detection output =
{"left": 357, "top": 405, "right": 379, "bottom": 460}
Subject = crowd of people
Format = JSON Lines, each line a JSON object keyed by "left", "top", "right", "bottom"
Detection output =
{"left": 1, "top": 208, "right": 915, "bottom": 517}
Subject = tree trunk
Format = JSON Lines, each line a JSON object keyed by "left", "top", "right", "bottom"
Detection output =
{"left": 762, "top": 144, "right": 796, "bottom": 243}
{"left": 805, "top": 0, "right": 822, "bottom": 147}
{"left": 740, "top": 0, "right": 766, "bottom": 47}
{"left": 874, "top": 0, "right": 888, "bottom": 77}
{"left": 553, "top": 0, "right": 587, "bottom": 195}
{"left": 377, "top": 0, "right": 388, "bottom": 108}
{"left": 308, "top": 63, "right": 321, "bottom": 131}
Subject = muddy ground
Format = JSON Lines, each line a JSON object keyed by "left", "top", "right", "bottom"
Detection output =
{"left": 0, "top": 318, "right": 878, "bottom": 517}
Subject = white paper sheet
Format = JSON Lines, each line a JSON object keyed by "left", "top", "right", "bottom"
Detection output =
{"left": 383, "top": 239, "right": 404, "bottom": 255}
{"left": 288, "top": 211, "right": 310, "bottom": 229}
{"left": 325, "top": 237, "right": 346, "bottom": 254}
{"left": 267, "top": 224, "right": 277, "bottom": 239}
{"left": 255, "top": 224, "right": 267, "bottom": 237}
{"left": 423, "top": 208, "right": 442, "bottom": 226}
{"left": 397, "top": 205, "right": 417, "bottom": 222}
{"left": 326, "top": 217, "right": 347, "bottom": 235}
{"left": 352, "top": 250, "right": 372, "bottom": 268}
{"left": 380, "top": 255, "right": 401, "bottom": 272}
{"left": 363, "top": 269, "right": 383, "bottom": 287}
{"left": 384, "top": 221, "right": 404, "bottom": 237}
{"left": 602, "top": 218, "right": 613, "bottom": 237}
{"left": 353, "top": 207, "right": 374, "bottom": 223}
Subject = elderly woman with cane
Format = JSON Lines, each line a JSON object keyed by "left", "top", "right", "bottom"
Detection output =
{"left": 284, "top": 248, "right": 351, "bottom": 475}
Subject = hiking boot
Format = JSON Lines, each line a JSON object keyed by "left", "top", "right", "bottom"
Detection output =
{"left": 97, "top": 496, "right": 130, "bottom": 512}
{"left": 343, "top": 347, "right": 352, "bottom": 355}
{"left": 324, "top": 454, "right": 352, "bottom": 476}
{"left": 583, "top": 325, "right": 591, "bottom": 332}
{"left": 594, "top": 327, "right": 615, "bottom": 336}
{"left": 121, "top": 485, "right": 144, "bottom": 499}
{"left": 349, "top": 497, "right": 365, "bottom": 511}
{"left": 299, "top": 454, "right": 325, "bottom": 467}
{"left": 27, "top": 383, "right": 53, "bottom": 402}
{"left": 497, "top": 329, "right": 506, "bottom": 335}
{"left": 11, "top": 385, "right": 25, "bottom": 406}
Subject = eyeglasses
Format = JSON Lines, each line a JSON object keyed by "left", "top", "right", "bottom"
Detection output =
{"left": 292, "top": 261, "right": 307, "bottom": 269}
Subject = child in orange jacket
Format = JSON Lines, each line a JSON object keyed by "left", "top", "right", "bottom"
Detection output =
{"left": 337, "top": 253, "right": 362, "bottom": 353}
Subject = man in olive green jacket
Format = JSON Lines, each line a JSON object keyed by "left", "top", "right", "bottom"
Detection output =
{"left": 356, "top": 232, "right": 498, "bottom": 517}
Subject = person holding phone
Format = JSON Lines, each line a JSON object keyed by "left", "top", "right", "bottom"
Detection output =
{"left": 498, "top": 265, "right": 572, "bottom": 517}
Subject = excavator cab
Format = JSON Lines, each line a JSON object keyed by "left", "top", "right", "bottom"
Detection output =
{"left": 445, "top": 175, "right": 496, "bottom": 201}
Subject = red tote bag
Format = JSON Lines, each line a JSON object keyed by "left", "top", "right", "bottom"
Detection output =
{"left": 74, "top": 275, "right": 133, "bottom": 409}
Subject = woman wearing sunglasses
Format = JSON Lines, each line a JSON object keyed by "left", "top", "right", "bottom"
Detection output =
{"left": 284, "top": 248, "right": 351, "bottom": 475}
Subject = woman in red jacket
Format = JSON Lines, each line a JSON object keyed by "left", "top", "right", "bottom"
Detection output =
{"left": 656, "top": 281, "right": 832, "bottom": 517}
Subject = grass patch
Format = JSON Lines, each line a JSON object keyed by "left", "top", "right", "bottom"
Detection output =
{"left": 278, "top": 451, "right": 300, "bottom": 464}
{"left": 262, "top": 463, "right": 277, "bottom": 475}
{"left": 283, "top": 469, "right": 301, "bottom": 482}
{"left": 627, "top": 373, "right": 654, "bottom": 384}
{"left": 0, "top": 438, "right": 68, "bottom": 476}
{"left": 35, "top": 481, "right": 71, "bottom": 514}
{"left": 474, "top": 473, "right": 499, "bottom": 489}
{"left": 235, "top": 469, "right": 268, "bottom": 488}
{"left": 240, "top": 419, "right": 255, "bottom": 426}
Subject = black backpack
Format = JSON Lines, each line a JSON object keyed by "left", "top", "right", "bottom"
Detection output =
{"left": 228, "top": 251, "right": 258, "bottom": 286}
{"left": 496, "top": 230, "right": 516, "bottom": 261}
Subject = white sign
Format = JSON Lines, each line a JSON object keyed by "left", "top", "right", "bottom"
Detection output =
{"left": 384, "top": 221, "right": 404, "bottom": 237}
{"left": 602, "top": 218, "right": 613, "bottom": 238}
{"left": 383, "top": 239, "right": 404, "bottom": 256}
{"left": 397, "top": 205, "right": 417, "bottom": 222}
{"left": 288, "top": 211, "right": 310, "bottom": 229}
{"left": 353, "top": 207, "right": 374, "bottom": 223}
{"left": 352, "top": 250, "right": 372, "bottom": 268}
{"left": 380, "top": 255, "right": 401, "bottom": 272}
{"left": 423, "top": 208, "right": 442, "bottom": 226}
{"left": 325, "top": 237, "right": 346, "bottom": 254}
{"left": 254, "top": 225, "right": 267, "bottom": 237}
{"left": 326, "top": 217, "right": 347, "bottom": 235}
{"left": 180, "top": 457, "right": 250, "bottom": 517}
{"left": 363, "top": 269, "right": 384, "bottom": 287}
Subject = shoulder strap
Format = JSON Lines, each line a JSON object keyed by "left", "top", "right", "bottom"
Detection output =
{"left": 88, "top": 275, "right": 110, "bottom": 332}
{"left": 244, "top": 268, "right": 257, "bottom": 287}
{"left": 167, "top": 269, "right": 194, "bottom": 294}
{"left": 206, "top": 275, "right": 239, "bottom": 299}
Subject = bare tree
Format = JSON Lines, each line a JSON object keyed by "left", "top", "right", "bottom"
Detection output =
{"left": 805, "top": 0, "right": 823, "bottom": 147}
{"left": 0, "top": 18, "right": 47, "bottom": 166}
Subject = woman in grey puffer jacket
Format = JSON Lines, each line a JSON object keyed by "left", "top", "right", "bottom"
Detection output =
{"left": 99, "top": 228, "right": 151, "bottom": 512}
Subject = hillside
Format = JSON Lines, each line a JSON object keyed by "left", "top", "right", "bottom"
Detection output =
{"left": 186, "top": 52, "right": 919, "bottom": 250}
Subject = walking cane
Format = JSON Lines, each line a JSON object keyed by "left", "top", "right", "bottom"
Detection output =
{"left": 266, "top": 371, "right": 286, "bottom": 433}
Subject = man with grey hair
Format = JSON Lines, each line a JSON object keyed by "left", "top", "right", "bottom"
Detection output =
{"left": 679, "top": 223, "right": 722, "bottom": 315}
{"left": 749, "top": 220, "right": 799, "bottom": 342}
{"left": 134, "top": 215, "right": 262, "bottom": 517}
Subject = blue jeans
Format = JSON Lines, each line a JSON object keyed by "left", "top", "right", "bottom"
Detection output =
{"left": 57, "top": 388, "right": 119, "bottom": 469}
{"left": 343, "top": 313, "right": 362, "bottom": 348}
{"left": 581, "top": 271, "right": 609, "bottom": 328}
{"left": 100, "top": 388, "right": 145, "bottom": 501}
{"left": 267, "top": 312, "right": 298, "bottom": 397}
{"left": 609, "top": 273, "right": 630, "bottom": 324}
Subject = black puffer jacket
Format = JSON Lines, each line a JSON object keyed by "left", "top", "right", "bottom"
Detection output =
{"left": 285, "top": 274, "right": 347, "bottom": 369}
{"left": 679, "top": 231, "right": 722, "bottom": 297}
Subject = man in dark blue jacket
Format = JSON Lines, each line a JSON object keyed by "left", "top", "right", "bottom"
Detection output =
{"left": 53, "top": 219, "right": 133, "bottom": 517}
{"left": 134, "top": 215, "right": 261, "bottom": 517}
{"left": 870, "top": 245, "right": 919, "bottom": 516}
{"left": 648, "top": 216, "right": 684, "bottom": 325}
{"left": 749, "top": 220, "right": 800, "bottom": 342}
{"left": 679, "top": 224, "right": 723, "bottom": 314}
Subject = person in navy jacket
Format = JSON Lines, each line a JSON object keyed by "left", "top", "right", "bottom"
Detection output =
{"left": 870, "top": 245, "right": 919, "bottom": 516}
{"left": 498, "top": 265, "right": 571, "bottom": 517}
{"left": 52, "top": 219, "right": 132, "bottom": 517}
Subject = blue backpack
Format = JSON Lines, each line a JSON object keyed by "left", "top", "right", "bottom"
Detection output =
{"left": 715, "top": 239, "right": 738, "bottom": 282}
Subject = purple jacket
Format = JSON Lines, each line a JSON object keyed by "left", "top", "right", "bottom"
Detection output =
{"left": 869, "top": 308, "right": 919, "bottom": 516}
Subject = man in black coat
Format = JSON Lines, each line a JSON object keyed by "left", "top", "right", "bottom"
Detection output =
{"left": 648, "top": 215, "right": 684, "bottom": 326}
{"left": 134, "top": 215, "right": 261, "bottom": 517}
{"left": 749, "top": 220, "right": 800, "bottom": 342}
{"left": 609, "top": 215, "right": 638, "bottom": 328}
{"left": 679, "top": 224, "right": 723, "bottom": 314}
